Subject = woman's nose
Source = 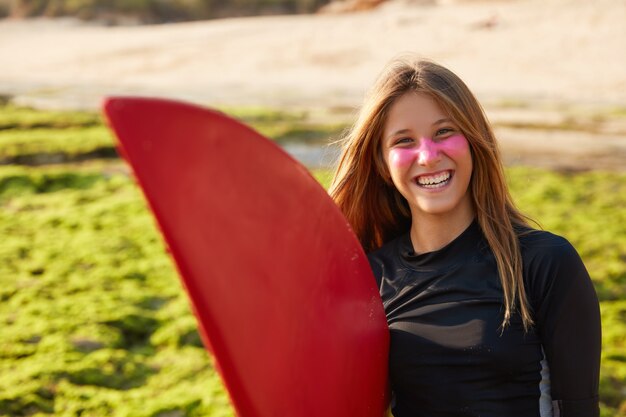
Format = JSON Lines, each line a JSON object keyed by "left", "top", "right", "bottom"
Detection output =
{"left": 417, "top": 138, "right": 441, "bottom": 166}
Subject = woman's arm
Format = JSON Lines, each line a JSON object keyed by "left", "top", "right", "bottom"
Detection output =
{"left": 527, "top": 235, "right": 601, "bottom": 417}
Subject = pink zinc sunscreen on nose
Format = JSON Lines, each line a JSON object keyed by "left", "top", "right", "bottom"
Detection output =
{"left": 389, "top": 135, "right": 469, "bottom": 167}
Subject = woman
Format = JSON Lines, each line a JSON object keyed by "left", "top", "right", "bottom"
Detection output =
{"left": 329, "top": 57, "right": 601, "bottom": 417}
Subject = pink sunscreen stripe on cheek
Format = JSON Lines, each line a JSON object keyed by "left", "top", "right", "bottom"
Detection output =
{"left": 436, "top": 134, "right": 469, "bottom": 157}
{"left": 389, "top": 147, "right": 418, "bottom": 167}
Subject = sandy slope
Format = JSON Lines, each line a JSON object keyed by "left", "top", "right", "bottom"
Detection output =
{"left": 1, "top": 0, "right": 625, "bottom": 110}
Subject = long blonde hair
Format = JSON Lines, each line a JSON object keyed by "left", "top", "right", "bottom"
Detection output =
{"left": 329, "top": 57, "right": 535, "bottom": 329}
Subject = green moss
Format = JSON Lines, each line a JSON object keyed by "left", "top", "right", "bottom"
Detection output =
{"left": 0, "top": 126, "right": 117, "bottom": 162}
{"left": 311, "top": 168, "right": 334, "bottom": 189}
{"left": 0, "top": 163, "right": 231, "bottom": 416}
{"left": 1, "top": 160, "right": 625, "bottom": 416}
{"left": 507, "top": 167, "right": 626, "bottom": 301}
{"left": 0, "top": 104, "right": 348, "bottom": 166}
{"left": 151, "top": 315, "right": 204, "bottom": 349}
{"left": 0, "top": 105, "right": 102, "bottom": 131}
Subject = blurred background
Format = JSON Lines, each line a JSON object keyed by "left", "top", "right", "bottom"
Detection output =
{"left": 0, "top": 0, "right": 625, "bottom": 416}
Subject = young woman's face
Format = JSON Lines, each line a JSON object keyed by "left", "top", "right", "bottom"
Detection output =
{"left": 382, "top": 92, "right": 473, "bottom": 220}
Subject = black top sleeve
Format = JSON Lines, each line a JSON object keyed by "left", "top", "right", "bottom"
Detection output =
{"left": 523, "top": 232, "right": 602, "bottom": 417}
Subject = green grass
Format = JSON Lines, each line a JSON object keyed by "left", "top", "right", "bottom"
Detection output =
{"left": 0, "top": 104, "right": 624, "bottom": 416}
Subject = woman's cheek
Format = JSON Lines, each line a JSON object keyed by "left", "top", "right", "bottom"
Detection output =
{"left": 388, "top": 148, "right": 417, "bottom": 168}
{"left": 439, "top": 135, "right": 470, "bottom": 158}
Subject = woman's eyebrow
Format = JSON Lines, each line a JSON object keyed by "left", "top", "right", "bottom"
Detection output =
{"left": 386, "top": 128, "right": 411, "bottom": 140}
{"left": 386, "top": 119, "right": 453, "bottom": 140}
{"left": 432, "top": 118, "right": 452, "bottom": 126}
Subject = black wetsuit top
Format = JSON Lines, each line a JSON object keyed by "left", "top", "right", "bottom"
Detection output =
{"left": 368, "top": 220, "right": 601, "bottom": 417}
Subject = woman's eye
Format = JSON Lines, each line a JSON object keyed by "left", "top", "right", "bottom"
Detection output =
{"left": 393, "top": 137, "right": 413, "bottom": 145}
{"left": 435, "top": 128, "right": 453, "bottom": 136}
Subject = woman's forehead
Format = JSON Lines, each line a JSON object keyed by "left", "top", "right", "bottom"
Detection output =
{"left": 384, "top": 93, "right": 449, "bottom": 135}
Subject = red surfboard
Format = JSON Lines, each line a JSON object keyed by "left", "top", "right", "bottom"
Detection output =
{"left": 103, "top": 97, "right": 389, "bottom": 417}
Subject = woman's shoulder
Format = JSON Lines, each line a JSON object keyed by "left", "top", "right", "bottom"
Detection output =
{"left": 517, "top": 227, "right": 590, "bottom": 303}
{"left": 517, "top": 227, "right": 579, "bottom": 264}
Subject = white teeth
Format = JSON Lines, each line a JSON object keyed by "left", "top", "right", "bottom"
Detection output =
{"left": 417, "top": 171, "right": 451, "bottom": 186}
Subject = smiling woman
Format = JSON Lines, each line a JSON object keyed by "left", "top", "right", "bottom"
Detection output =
{"left": 329, "top": 57, "right": 601, "bottom": 417}
{"left": 382, "top": 93, "right": 473, "bottom": 248}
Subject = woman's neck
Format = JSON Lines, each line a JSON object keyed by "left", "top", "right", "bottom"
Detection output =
{"left": 409, "top": 208, "right": 475, "bottom": 255}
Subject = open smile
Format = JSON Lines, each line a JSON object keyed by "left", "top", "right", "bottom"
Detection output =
{"left": 414, "top": 170, "right": 453, "bottom": 189}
